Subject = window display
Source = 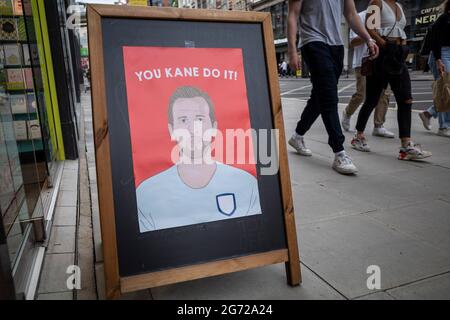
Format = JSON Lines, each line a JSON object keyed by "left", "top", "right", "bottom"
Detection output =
{"left": 0, "top": 0, "right": 49, "bottom": 269}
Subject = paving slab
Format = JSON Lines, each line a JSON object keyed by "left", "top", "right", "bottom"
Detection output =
{"left": 354, "top": 292, "right": 395, "bottom": 300}
{"left": 437, "top": 161, "right": 450, "bottom": 169}
{"left": 288, "top": 153, "right": 341, "bottom": 186}
{"left": 367, "top": 200, "right": 450, "bottom": 253}
{"left": 298, "top": 214, "right": 450, "bottom": 299}
{"left": 151, "top": 263, "right": 344, "bottom": 300}
{"left": 316, "top": 172, "right": 437, "bottom": 211}
{"left": 292, "top": 183, "right": 377, "bottom": 225}
{"left": 38, "top": 253, "right": 75, "bottom": 294}
{"left": 47, "top": 226, "right": 76, "bottom": 254}
{"left": 61, "top": 170, "right": 78, "bottom": 183}
{"left": 57, "top": 190, "right": 78, "bottom": 207}
{"left": 391, "top": 165, "right": 450, "bottom": 193}
{"left": 64, "top": 160, "right": 79, "bottom": 171}
{"left": 53, "top": 206, "right": 77, "bottom": 227}
{"left": 37, "top": 292, "right": 73, "bottom": 300}
{"left": 88, "top": 167, "right": 97, "bottom": 183}
{"left": 60, "top": 176, "right": 78, "bottom": 192}
{"left": 387, "top": 273, "right": 450, "bottom": 300}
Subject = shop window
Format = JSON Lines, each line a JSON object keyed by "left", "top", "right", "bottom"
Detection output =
{"left": 0, "top": 0, "right": 48, "bottom": 267}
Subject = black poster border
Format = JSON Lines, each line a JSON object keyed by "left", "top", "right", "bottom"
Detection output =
{"left": 101, "top": 18, "right": 287, "bottom": 278}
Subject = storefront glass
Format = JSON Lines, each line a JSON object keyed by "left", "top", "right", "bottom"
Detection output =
{"left": 0, "top": 0, "right": 59, "bottom": 272}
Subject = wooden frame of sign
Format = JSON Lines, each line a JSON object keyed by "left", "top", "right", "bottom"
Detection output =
{"left": 87, "top": 4, "right": 301, "bottom": 299}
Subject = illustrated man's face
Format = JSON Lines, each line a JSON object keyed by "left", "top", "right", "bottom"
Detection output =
{"left": 169, "top": 97, "right": 217, "bottom": 160}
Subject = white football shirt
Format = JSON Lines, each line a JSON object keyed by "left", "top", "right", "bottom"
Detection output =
{"left": 136, "top": 163, "right": 262, "bottom": 232}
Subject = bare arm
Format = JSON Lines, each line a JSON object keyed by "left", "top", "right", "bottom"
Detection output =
{"left": 287, "top": 0, "right": 302, "bottom": 70}
{"left": 365, "top": 0, "right": 386, "bottom": 48}
{"left": 344, "top": 0, "right": 379, "bottom": 58}
{"left": 350, "top": 37, "right": 365, "bottom": 48}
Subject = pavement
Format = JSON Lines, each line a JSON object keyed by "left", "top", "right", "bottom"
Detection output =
{"left": 35, "top": 83, "right": 450, "bottom": 299}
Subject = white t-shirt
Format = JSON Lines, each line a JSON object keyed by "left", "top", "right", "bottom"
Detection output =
{"left": 351, "top": 11, "right": 368, "bottom": 69}
{"left": 136, "top": 163, "right": 262, "bottom": 232}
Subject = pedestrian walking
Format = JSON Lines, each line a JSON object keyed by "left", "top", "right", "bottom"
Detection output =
{"left": 419, "top": 0, "right": 450, "bottom": 137}
{"left": 341, "top": 10, "right": 395, "bottom": 139}
{"left": 352, "top": 0, "right": 432, "bottom": 160}
{"left": 287, "top": 0, "right": 379, "bottom": 174}
{"left": 281, "top": 60, "right": 288, "bottom": 77}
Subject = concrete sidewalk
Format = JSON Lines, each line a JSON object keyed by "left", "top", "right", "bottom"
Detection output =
{"left": 278, "top": 98, "right": 450, "bottom": 299}
{"left": 77, "top": 95, "right": 450, "bottom": 300}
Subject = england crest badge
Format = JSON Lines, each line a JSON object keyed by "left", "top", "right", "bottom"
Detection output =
{"left": 216, "top": 193, "right": 236, "bottom": 216}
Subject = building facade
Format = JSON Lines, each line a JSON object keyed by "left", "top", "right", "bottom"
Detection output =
{"left": 166, "top": 0, "right": 249, "bottom": 9}
{"left": 1, "top": 0, "right": 80, "bottom": 299}
{"left": 250, "top": 0, "right": 447, "bottom": 71}
{"left": 250, "top": 0, "right": 348, "bottom": 74}
{"left": 250, "top": 0, "right": 289, "bottom": 64}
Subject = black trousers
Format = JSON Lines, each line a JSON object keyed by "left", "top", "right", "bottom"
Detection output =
{"left": 355, "top": 46, "right": 412, "bottom": 138}
{"left": 295, "top": 42, "right": 345, "bottom": 153}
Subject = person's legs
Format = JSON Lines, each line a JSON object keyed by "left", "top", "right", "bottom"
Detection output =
{"left": 295, "top": 89, "right": 321, "bottom": 136}
{"left": 373, "top": 89, "right": 389, "bottom": 127}
{"left": 420, "top": 105, "right": 436, "bottom": 131}
{"left": 290, "top": 49, "right": 322, "bottom": 156}
{"left": 428, "top": 106, "right": 450, "bottom": 131}
{"left": 290, "top": 91, "right": 318, "bottom": 156}
{"left": 438, "top": 112, "right": 450, "bottom": 129}
{"left": 436, "top": 110, "right": 450, "bottom": 136}
{"left": 388, "top": 67, "right": 412, "bottom": 141}
{"left": 354, "top": 70, "right": 386, "bottom": 131}
{"left": 342, "top": 67, "right": 365, "bottom": 131}
{"left": 426, "top": 105, "right": 438, "bottom": 118}
{"left": 297, "top": 42, "right": 345, "bottom": 153}
{"left": 352, "top": 65, "right": 386, "bottom": 152}
{"left": 373, "top": 87, "right": 395, "bottom": 138}
{"left": 441, "top": 112, "right": 450, "bottom": 128}
{"left": 389, "top": 63, "right": 432, "bottom": 159}
{"left": 437, "top": 112, "right": 450, "bottom": 137}
{"left": 420, "top": 52, "right": 448, "bottom": 131}
{"left": 438, "top": 112, "right": 450, "bottom": 137}
{"left": 293, "top": 42, "right": 356, "bottom": 174}
{"left": 346, "top": 68, "right": 365, "bottom": 116}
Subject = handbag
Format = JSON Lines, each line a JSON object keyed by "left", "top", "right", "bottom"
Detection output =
{"left": 433, "top": 72, "right": 450, "bottom": 112}
{"left": 361, "top": 56, "right": 373, "bottom": 76}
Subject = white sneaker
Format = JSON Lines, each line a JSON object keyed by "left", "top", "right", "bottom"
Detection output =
{"left": 373, "top": 127, "right": 395, "bottom": 138}
{"left": 341, "top": 110, "right": 351, "bottom": 132}
{"left": 351, "top": 135, "right": 371, "bottom": 152}
{"left": 288, "top": 134, "right": 312, "bottom": 156}
{"left": 333, "top": 152, "right": 358, "bottom": 175}
{"left": 419, "top": 112, "right": 432, "bottom": 131}
{"left": 437, "top": 128, "right": 450, "bottom": 137}
{"left": 398, "top": 142, "right": 432, "bottom": 161}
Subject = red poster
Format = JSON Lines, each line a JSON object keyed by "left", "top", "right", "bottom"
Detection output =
{"left": 123, "top": 47, "right": 262, "bottom": 232}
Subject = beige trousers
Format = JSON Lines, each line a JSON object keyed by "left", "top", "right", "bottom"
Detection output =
{"left": 345, "top": 67, "right": 391, "bottom": 127}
